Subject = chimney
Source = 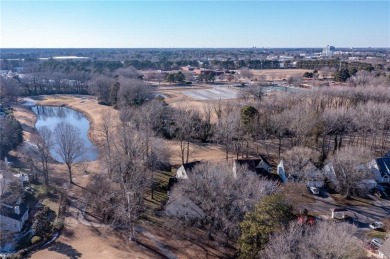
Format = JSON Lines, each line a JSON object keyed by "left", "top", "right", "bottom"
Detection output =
{"left": 14, "top": 206, "right": 20, "bottom": 215}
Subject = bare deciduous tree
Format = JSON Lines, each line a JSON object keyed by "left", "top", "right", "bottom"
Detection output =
{"left": 30, "top": 126, "right": 53, "bottom": 186}
{"left": 117, "top": 78, "right": 151, "bottom": 107}
{"left": 54, "top": 122, "right": 85, "bottom": 184}
{"left": 238, "top": 85, "right": 264, "bottom": 103}
{"left": 261, "top": 221, "right": 364, "bottom": 259}
{"left": 89, "top": 76, "right": 115, "bottom": 105}
{"left": 165, "top": 162, "right": 277, "bottom": 244}
{"left": 329, "top": 146, "right": 373, "bottom": 196}
{"left": 214, "top": 108, "right": 241, "bottom": 160}
{"left": 282, "top": 146, "right": 320, "bottom": 181}
{"left": 172, "top": 106, "right": 202, "bottom": 164}
{"left": 240, "top": 68, "right": 253, "bottom": 79}
{"left": 114, "top": 66, "right": 139, "bottom": 79}
{"left": 86, "top": 123, "right": 151, "bottom": 241}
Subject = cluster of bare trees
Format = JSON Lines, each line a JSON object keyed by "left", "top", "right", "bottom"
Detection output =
{"left": 88, "top": 66, "right": 150, "bottom": 107}
{"left": 238, "top": 85, "right": 390, "bottom": 159}
{"left": 280, "top": 145, "right": 374, "bottom": 196}
{"left": 22, "top": 122, "right": 85, "bottom": 185}
{"left": 22, "top": 126, "right": 53, "bottom": 186}
{"left": 282, "top": 146, "right": 320, "bottom": 181}
{"left": 165, "top": 162, "right": 277, "bottom": 243}
{"left": 2, "top": 70, "right": 91, "bottom": 96}
{"left": 261, "top": 221, "right": 364, "bottom": 259}
{"left": 86, "top": 109, "right": 170, "bottom": 241}
{"left": 328, "top": 146, "right": 373, "bottom": 196}
{"left": 115, "top": 83, "right": 390, "bottom": 178}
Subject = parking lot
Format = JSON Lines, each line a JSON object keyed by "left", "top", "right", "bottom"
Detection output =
{"left": 182, "top": 86, "right": 239, "bottom": 100}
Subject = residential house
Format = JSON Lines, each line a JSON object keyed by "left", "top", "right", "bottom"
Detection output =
{"left": 164, "top": 193, "right": 205, "bottom": 220}
{"left": 0, "top": 193, "right": 29, "bottom": 232}
{"left": 325, "top": 162, "right": 377, "bottom": 190}
{"left": 176, "top": 161, "right": 202, "bottom": 180}
{"left": 0, "top": 169, "right": 28, "bottom": 195}
{"left": 180, "top": 65, "right": 199, "bottom": 72}
{"left": 194, "top": 68, "right": 224, "bottom": 76}
{"left": 277, "top": 160, "right": 326, "bottom": 187}
{"left": 233, "top": 157, "right": 280, "bottom": 181}
{"left": 369, "top": 157, "right": 390, "bottom": 184}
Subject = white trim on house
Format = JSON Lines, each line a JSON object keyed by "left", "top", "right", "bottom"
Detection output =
{"left": 0, "top": 208, "right": 29, "bottom": 232}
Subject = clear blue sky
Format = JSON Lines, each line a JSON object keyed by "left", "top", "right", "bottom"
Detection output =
{"left": 1, "top": 1, "right": 389, "bottom": 48}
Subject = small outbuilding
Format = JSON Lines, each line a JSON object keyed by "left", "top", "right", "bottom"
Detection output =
{"left": 330, "top": 207, "right": 347, "bottom": 219}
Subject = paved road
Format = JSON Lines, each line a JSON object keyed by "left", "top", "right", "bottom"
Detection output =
{"left": 303, "top": 193, "right": 390, "bottom": 232}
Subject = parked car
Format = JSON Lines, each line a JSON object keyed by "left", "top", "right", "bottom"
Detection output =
{"left": 369, "top": 221, "right": 384, "bottom": 230}
{"left": 309, "top": 187, "right": 319, "bottom": 195}
{"left": 370, "top": 238, "right": 384, "bottom": 249}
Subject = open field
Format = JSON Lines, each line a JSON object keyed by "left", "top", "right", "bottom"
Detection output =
{"left": 251, "top": 68, "right": 311, "bottom": 80}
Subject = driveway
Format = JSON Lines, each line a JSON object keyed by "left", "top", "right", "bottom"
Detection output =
{"left": 303, "top": 192, "right": 390, "bottom": 230}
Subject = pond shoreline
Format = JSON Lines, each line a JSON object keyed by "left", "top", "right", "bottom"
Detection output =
{"left": 19, "top": 95, "right": 108, "bottom": 149}
{"left": 30, "top": 99, "right": 97, "bottom": 145}
{"left": 31, "top": 105, "right": 98, "bottom": 162}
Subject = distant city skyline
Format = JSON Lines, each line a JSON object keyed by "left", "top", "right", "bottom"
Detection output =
{"left": 1, "top": 1, "right": 389, "bottom": 48}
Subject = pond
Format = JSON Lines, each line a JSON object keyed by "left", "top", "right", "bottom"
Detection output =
{"left": 31, "top": 106, "right": 98, "bottom": 162}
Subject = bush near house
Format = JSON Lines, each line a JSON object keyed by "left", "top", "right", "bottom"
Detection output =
{"left": 30, "top": 236, "right": 41, "bottom": 245}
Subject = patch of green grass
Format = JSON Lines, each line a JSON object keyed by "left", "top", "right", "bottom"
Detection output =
{"left": 367, "top": 230, "right": 388, "bottom": 239}
{"left": 42, "top": 198, "right": 60, "bottom": 215}
{"left": 31, "top": 183, "right": 48, "bottom": 199}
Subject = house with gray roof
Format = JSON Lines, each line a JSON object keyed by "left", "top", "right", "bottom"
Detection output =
{"left": 369, "top": 157, "right": 390, "bottom": 184}
{"left": 176, "top": 161, "right": 202, "bottom": 180}
{"left": 0, "top": 193, "right": 29, "bottom": 232}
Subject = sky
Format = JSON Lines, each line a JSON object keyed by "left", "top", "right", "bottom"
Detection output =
{"left": 1, "top": 1, "right": 389, "bottom": 48}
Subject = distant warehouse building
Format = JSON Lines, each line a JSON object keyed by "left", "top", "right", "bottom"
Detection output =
{"left": 194, "top": 68, "right": 224, "bottom": 76}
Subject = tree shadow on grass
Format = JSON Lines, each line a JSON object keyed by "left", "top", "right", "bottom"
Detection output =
{"left": 48, "top": 241, "right": 82, "bottom": 259}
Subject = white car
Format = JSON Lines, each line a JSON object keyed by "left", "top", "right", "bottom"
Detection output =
{"left": 371, "top": 238, "right": 384, "bottom": 248}
{"left": 369, "top": 221, "right": 384, "bottom": 230}
{"left": 309, "top": 187, "right": 319, "bottom": 195}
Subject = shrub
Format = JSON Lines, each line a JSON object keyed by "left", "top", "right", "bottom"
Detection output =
{"left": 52, "top": 217, "right": 64, "bottom": 232}
{"left": 32, "top": 206, "right": 53, "bottom": 238}
{"left": 31, "top": 236, "right": 42, "bottom": 245}
{"left": 97, "top": 100, "right": 109, "bottom": 105}
{"left": 8, "top": 253, "right": 23, "bottom": 259}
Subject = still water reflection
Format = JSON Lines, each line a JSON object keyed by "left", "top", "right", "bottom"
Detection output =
{"left": 31, "top": 105, "right": 98, "bottom": 162}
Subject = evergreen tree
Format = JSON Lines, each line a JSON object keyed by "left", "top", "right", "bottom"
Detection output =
{"left": 110, "top": 81, "right": 120, "bottom": 107}
{"left": 32, "top": 207, "right": 53, "bottom": 238}
{"left": 238, "top": 195, "right": 295, "bottom": 259}
{"left": 174, "top": 71, "right": 185, "bottom": 83}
